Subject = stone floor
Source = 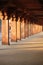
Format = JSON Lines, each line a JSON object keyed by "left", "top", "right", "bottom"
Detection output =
{"left": 0, "top": 32, "right": 43, "bottom": 65}
{"left": 0, "top": 48, "right": 43, "bottom": 65}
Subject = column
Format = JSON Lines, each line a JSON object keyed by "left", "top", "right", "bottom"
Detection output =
{"left": 30, "top": 22, "right": 33, "bottom": 35}
{"left": 32, "top": 23, "right": 36, "bottom": 34}
{"left": 28, "top": 21, "right": 31, "bottom": 36}
{"left": 21, "top": 18, "right": 25, "bottom": 39}
{"left": 40, "top": 25, "right": 42, "bottom": 32}
{"left": 25, "top": 19, "right": 29, "bottom": 37}
{"left": 2, "top": 15, "right": 9, "bottom": 45}
{"left": 11, "top": 17, "right": 17, "bottom": 42}
{"left": 17, "top": 17, "right": 21, "bottom": 40}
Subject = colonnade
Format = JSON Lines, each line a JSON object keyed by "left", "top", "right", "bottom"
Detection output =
{"left": 0, "top": 11, "right": 42, "bottom": 45}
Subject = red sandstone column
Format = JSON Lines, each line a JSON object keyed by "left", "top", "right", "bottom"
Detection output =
{"left": 17, "top": 17, "right": 21, "bottom": 40}
{"left": 32, "top": 23, "right": 42, "bottom": 34}
{"left": 32, "top": 23, "right": 36, "bottom": 34}
{"left": 2, "top": 15, "right": 9, "bottom": 45}
{"left": 11, "top": 16, "right": 17, "bottom": 42}
{"left": 32, "top": 23, "right": 37, "bottom": 34}
{"left": 30, "top": 22, "right": 33, "bottom": 35}
{"left": 27, "top": 20, "right": 29, "bottom": 37}
{"left": 37, "top": 24, "right": 40, "bottom": 33}
{"left": 25, "top": 19, "right": 29, "bottom": 37}
{"left": 28, "top": 21, "right": 31, "bottom": 36}
{"left": 39, "top": 25, "right": 42, "bottom": 32}
{"left": 38, "top": 25, "right": 42, "bottom": 33}
{"left": 21, "top": 18, "right": 25, "bottom": 39}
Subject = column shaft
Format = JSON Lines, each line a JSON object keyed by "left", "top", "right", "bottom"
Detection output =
{"left": 25, "top": 20, "right": 29, "bottom": 37}
{"left": 11, "top": 19, "right": 17, "bottom": 41}
{"left": 21, "top": 19, "right": 25, "bottom": 39}
{"left": 2, "top": 19, "right": 9, "bottom": 45}
{"left": 17, "top": 17, "right": 21, "bottom": 40}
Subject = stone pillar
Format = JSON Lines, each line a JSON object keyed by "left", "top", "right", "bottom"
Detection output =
{"left": 39, "top": 25, "right": 42, "bottom": 33}
{"left": 17, "top": 17, "right": 21, "bottom": 40}
{"left": 11, "top": 17, "right": 17, "bottom": 42}
{"left": 32, "top": 23, "right": 38, "bottom": 34}
{"left": 30, "top": 22, "right": 33, "bottom": 36}
{"left": 32, "top": 23, "right": 42, "bottom": 34}
{"left": 28, "top": 21, "right": 31, "bottom": 36}
{"left": 2, "top": 15, "right": 9, "bottom": 45}
{"left": 36, "top": 24, "right": 39, "bottom": 33}
{"left": 40, "top": 25, "right": 42, "bottom": 32}
{"left": 25, "top": 20, "right": 29, "bottom": 37}
{"left": 37, "top": 19, "right": 42, "bottom": 32}
{"left": 21, "top": 18, "right": 25, "bottom": 39}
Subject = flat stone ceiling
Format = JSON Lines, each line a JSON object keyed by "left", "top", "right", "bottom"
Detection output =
{"left": 0, "top": 0, "right": 43, "bottom": 19}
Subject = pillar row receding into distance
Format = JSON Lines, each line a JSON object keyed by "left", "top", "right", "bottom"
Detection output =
{"left": 30, "top": 21, "right": 42, "bottom": 35}
{"left": 0, "top": 11, "right": 43, "bottom": 45}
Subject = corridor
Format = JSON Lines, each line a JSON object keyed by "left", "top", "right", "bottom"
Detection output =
{"left": 0, "top": 0, "right": 43, "bottom": 64}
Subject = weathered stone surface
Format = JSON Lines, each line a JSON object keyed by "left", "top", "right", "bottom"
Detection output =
{"left": 17, "top": 17, "right": 21, "bottom": 40}
{"left": 2, "top": 16, "right": 9, "bottom": 45}
{"left": 11, "top": 18, "right": 17, "bottom": 42}
{"left": 21, "top": 18, "right": 25, "bottom": 39}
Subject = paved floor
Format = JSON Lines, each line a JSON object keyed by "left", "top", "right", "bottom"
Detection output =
{"left": 0, "top": 32, "right": 43, "bottom": 65}
{"left": 0, "top": 49, "right": 43, "bottom": 65}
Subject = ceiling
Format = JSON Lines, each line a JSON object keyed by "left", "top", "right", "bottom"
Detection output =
{"left": 0, "top": 0, "right": 43, "bottom": 20}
